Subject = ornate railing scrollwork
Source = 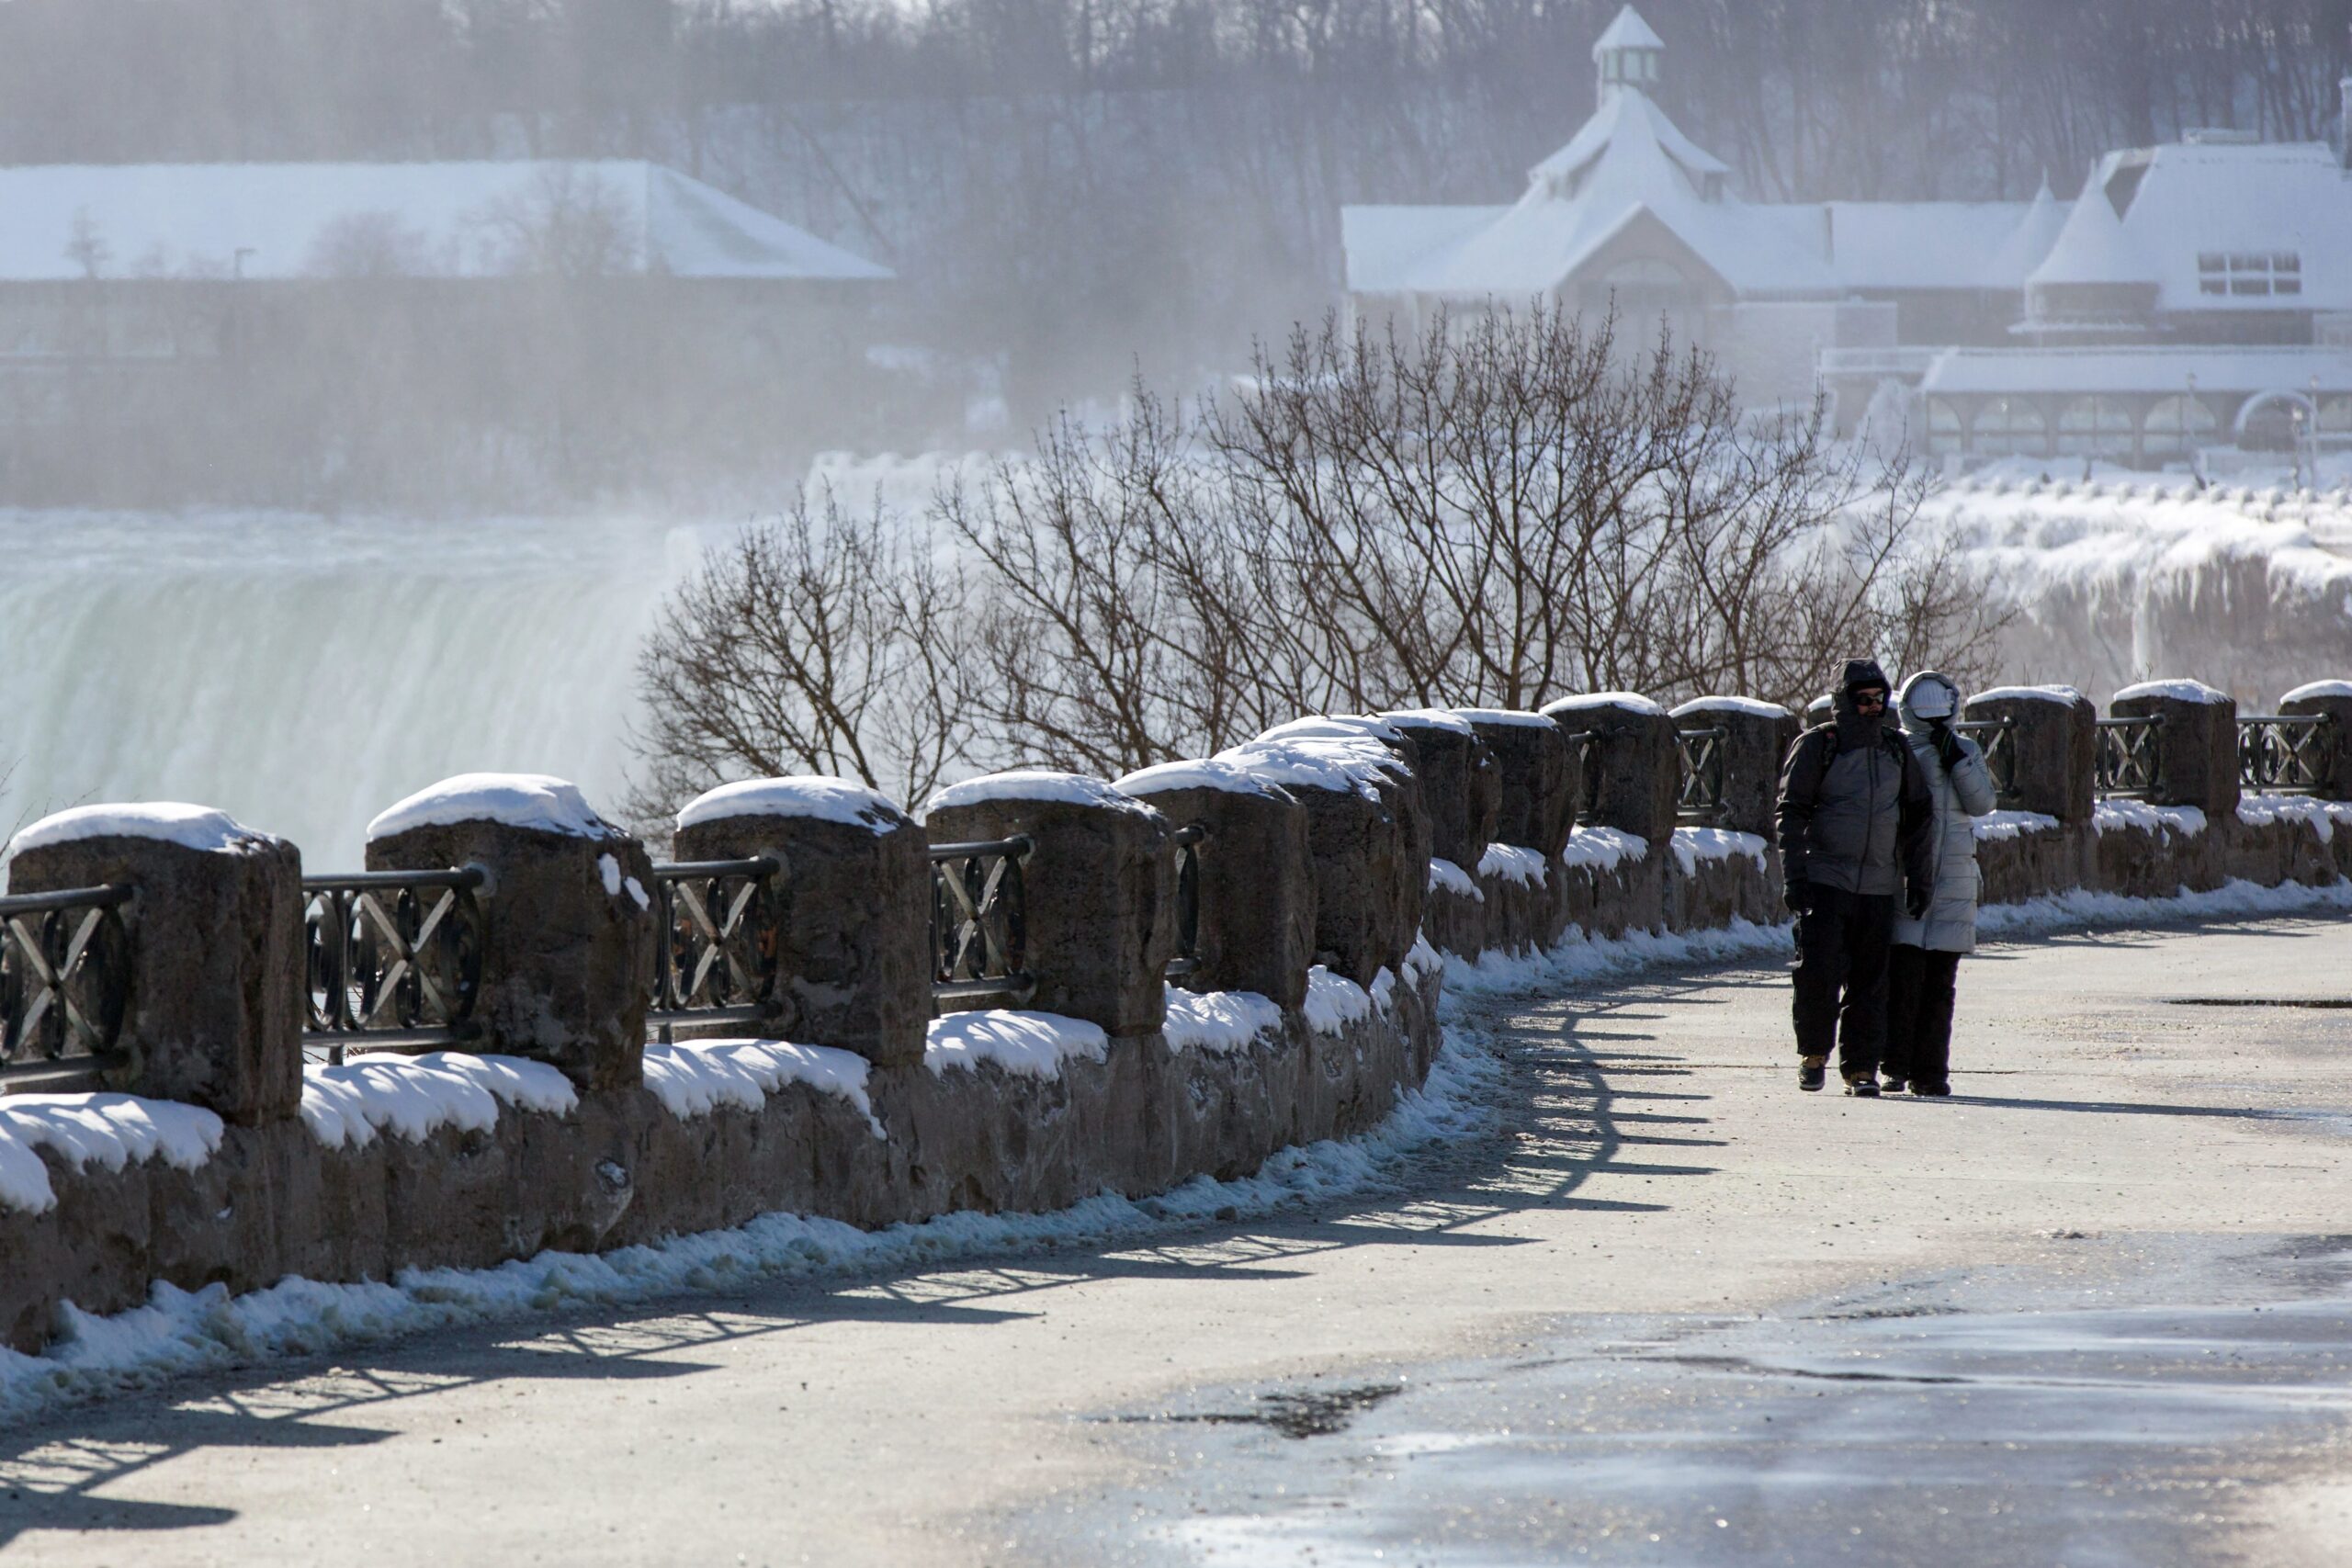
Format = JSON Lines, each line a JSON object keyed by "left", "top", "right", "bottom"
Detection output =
{"left": 302, "top": 867, "right": 485, "bottom": 1063}
{"left": 1, "top": 884, "right": 132, "bottom": 1090}
{"left": 648, "top": 854, "right": 785, "bottom": 1037}
{"left": 1674, "top": 726, "right": 1727, "bottom": 824}
{"left": 2095, "top": 715, "right": 2164, "bottom": 799}
{"left": 931, "top": 834, "right": 1034, "bottom": 1009}
{"left": 2237, "top": 714, "right": 2333, "bottom": 795}
{"left": 1164, "top": 822, "right": 1208, "bottom": 982}
{"left": 1951, "top": 717, "right": 2021, "bottom": 807}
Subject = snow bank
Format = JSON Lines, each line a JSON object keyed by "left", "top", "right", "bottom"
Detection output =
{"left": 1541, "top": 692, "right": 1666, "bottom": 717}
{"left": 1428, "top": 858, "right": 1484, "bottom": 901}
{"left": 922, "top": 770, "right": 1155, "bottom": 820}
{"left": 1302, "top": 966, "right": 1374, "bottom": 1034}
{"left": 1560, "top": 825, "right": 1651, "bottom": 874}
{"left": 1162, "top": 989, "right": 1284, "bottom": 1054}
{"left": 675, "top": 776, "right": 910, "bottom": 835}
{"left": 1452, "top": 708, "right": 1556, "bottom": 728}
{"left": 1477, "top": 842, "right": 1549, "bottom": 888}
{"left": 300, "top": 1053, "right": 578, "bottom": 1151}
{"left": 1114, "top": 758, "right": 1292, "bottom": 800}
{"left": 2281, "top": 680, "right": 2352, "bottom": 703}
{"left": 1971, "top": 684, "right": 2086, "bottom": 706}
{"left": 2237, "top": 793, "right": 2352, "bottom": 844}
{"left": 1670, "top": 827, "right": 1769, "bottom": 876}
{"left": 925, "top": 1010, "right": 1110, "bottom": 1077}
{"left": 1974, "top": 809, "right": 2062, "bottom": 842}
{"left": 1377, "top": 708, "right": 1477, "bottom": 735}
{"left": 1977, "top": 874, "right": 2352, "bottom": 940}
{"left": 1669, "top": 695, "right": 1791, "bottom": 720}
{"left": 2113, "top": 678, "right": 2232, "bottom": 705}
{"left": 640, "top": 1041, "right": 883, "bottom": 1137}
{"left": 7, "top": 803, "right": 271, "bottom": 860}
{"left": 0, "top": 1095, "right": 224, "bottom": 1216}
{"left": 366, "top": 773, "right": 614, "bottom": 844}
{"left": 2092, "top": 799, "right": 2208, "bottom": 837}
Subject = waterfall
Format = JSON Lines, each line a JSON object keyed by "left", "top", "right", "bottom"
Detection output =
{"left": 0, "top": 511, "right": 716, "bottom": 871}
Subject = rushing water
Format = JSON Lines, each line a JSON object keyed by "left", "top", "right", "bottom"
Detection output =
{"left": 0, "top": 510, "right": 718, "bottom": 871}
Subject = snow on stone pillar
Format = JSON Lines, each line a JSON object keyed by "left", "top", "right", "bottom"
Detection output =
{"left": 1669, "top": 696, "right": 1799, "bottom": 840}
{"left": 364, "top": 773, "right": 655, "bottom": 1091}
{"left": 671, "top": 777, "right": 929, "bottom": 1068}
{"left": 5, "top": 804, "right": 303, "bottom": 1123}
{"left": 922, "top": 772, "right": 1173, "bottom": 1037}
{"left": 1962, "top": 685, "right": 2095, "bottom": 824}
{"left": 2279, "top": 681, "right": 2352, "bottom": 802}
{"left": 1543, "top": 694, "right": 1679, "bottom": 849}
{"left": 1380, "top": 709, "right": 1498, "bottom": 876}
{"left": 1114, "top": 761, "right": 1315, "bottom": 1010}
{"left": 1253, "top": 717, "right": 1430, "bottom": 950}
{"left": 2110, "top": 679, "right": 2239, "bottom": 817}
{"left": 1458, "top": 710, "right": 1575, "bottom": 856}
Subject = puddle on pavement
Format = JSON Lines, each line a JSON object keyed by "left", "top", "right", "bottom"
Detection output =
{"left": 1112, "top": 1383, "right": 1404, "bottom": 1441}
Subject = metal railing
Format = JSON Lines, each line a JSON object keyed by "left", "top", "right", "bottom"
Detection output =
{"left": 2238, "top": 714, "right": 2334, "bottom": 795}
{"left": 932, "top": 834, "right": 1034, "bottom": 1009}
{"left": 1, "top": 884, "right": 132, "bottom": 1091}
{"left": 303, "top": 868, "right": 485, "bottom": 1063}
{"left": 1674, "top": 727, "right": 1727, "bottom": 824}
{"left": 2095, "top": 715, "right": 2165, "bottom": 799}
{"left": 647, "top": 854, "right": 786, "bottom": 1038}
{"left": 1164, "top": 823, "right": 1208, "bottom": 981}
{"left": 1558, "top": 728, "right": 1600, "bottom": 816}
{"left": 1951, "top": 716, "right": 2021, "bottom": 806}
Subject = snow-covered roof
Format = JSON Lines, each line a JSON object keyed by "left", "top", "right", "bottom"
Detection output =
{"left": 1919, "top": 344, "right": 2352, "bottom": 397}
{"left": 1592, "top": 6, "right": 1665, "bottom": 57}
{"left": 1342, "top": 204, "right": 1510, "bottom": 295}
{"left": 0, "top": 161, "right": 891, "bottom": 283}
{"left": 1824, "top": 199, "right": 2063, "bottom": 291}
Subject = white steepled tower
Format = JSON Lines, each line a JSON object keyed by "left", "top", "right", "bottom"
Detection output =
{"left": 1592, "top": 6, "right": 1665, "bottom": 105}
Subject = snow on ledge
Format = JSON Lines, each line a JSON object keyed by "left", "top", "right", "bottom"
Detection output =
{"left": 1428, "top": 858, "right": 1484, "bottom": 901}
{"left": 2092, "top": 798, "right": 2208, "bottom": 838}
{"left": 1378, "top": 708, "right": 1477, "bottom": 735}
{"left": 1560, "top": 825, "right": 1651, "bottom": 874}
{"left": 1303, "top": 966, "right": 1374, "bottom": 1034}
{"left": 1477, "top": 842, "right": 1549, "bottom": 888}
{"left": 7, "top": 803, "right": 275, "bottom": 860}
{"left": 1163, "top": 988, "right": 1284, "bottom": 1054}
{"left": 2281, "top": 680, "right": 2352, "bottom": 704}
{"left": 300, "top": 1053, "right": 579, "bottom": 1150}
{"left": 1970, "top": 684, "right": 2086, "bottom": 707}
{"left": 926, "top": 1010, "right": 1110, "bottom": 1077}
{"left": 2112, "top": 678, "right": 2231, "bottom": 706}
{"left": 1115, "top": 758, "right": 1294, "bottom": 801}
{"left": 676, "top": 776, "right": 910, "bottom": 835}
{"left": 1403, "top": 931, "right": 1443, "bottom": 983}
{"left": 0, "top": 1094, "right": 224, "bottom": 1215}
{"left": 1541, "top": 692, "right": 1665, "bottom": 717}
{"left": 1670, "top": 695, "right": 1791, "bottom": 721}
{"left": 922, "top": 770, "right": 1157, "bottom": 820}
{"left": 1215, "top": 737, "right": 1397, "bottom": 801}
{"left": 640, "top": 1041, "right": 883, "bottom": 1136}
{"left": 1452, "top": 707, "right": 1557, "bottom": 728}
{"left": 1670, "top": 827, "right": 1769, "bottom": 876}
{"left": 2238, "top": 794, "right": 2352, "bottom": 845}
{"left": 1256, "top": 715, "right": 1408, "bottom": 745}
{"left": 1974, "top": 809, "right": 2062, "bottom": 842}
{"left": 367, "top": 773, "right": 616, "bottom": 844}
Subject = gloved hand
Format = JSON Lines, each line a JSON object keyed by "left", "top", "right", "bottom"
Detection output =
{"left": 1783, "top": 878, "right": 1814, "bottom": 915}
{"left": 1930, "top": 719, "right": 1964, "bottom": 771}
{"left": 1905, "top": 882, "right": 1931, "bottom": 919}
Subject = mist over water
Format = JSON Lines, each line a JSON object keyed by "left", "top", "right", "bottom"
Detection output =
{"left": 0, "top": 511, "right": 709, "bottom": 869}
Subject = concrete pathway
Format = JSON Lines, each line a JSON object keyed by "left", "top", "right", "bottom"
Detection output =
{"left": 5, "top": 912, "right": 2352, "bottom": 1565}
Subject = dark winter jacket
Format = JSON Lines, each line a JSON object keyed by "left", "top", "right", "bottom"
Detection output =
{"left": 1775, "top": 663, "right": 1934, "bottom": 897}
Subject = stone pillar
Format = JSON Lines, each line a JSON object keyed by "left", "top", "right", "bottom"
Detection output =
{"left": 5, "top": 805, "right": 302, "bottom": 1124}
{"left": 671, "top": 777, "right": 929, "bottom": 1068}
{"left": 1380, "top": 710, "right": 1498, "bottom": 872}
{"left": 2279, "top": 681, "right": 2352, "bottom": 802}
{"left": 1115, "top": 762, "right": 1315, "bottom": 1009}
{"left": 922, "top": 772, "right": 1172, "bottom": 1036}
{"left": 1668, "top": 697, "right": 1800, "bottom": 839}
{"left": 2110, "top": 679, "right": 2239, "bottom": 817}
{"left": 1542, "top": 694, "right": 1679, "bottom": 848}
{"left": 365, "top": 774, "right": 655, "bottom": 1091}
{"left": 1253, "top": 717, "right": 1429, "bottom": 948}
{"left": 1962, "top": 685, "right": 2095, "bottom": 824}
{"left": 1458, "top": 710, "right": 1574, "bottom": 856}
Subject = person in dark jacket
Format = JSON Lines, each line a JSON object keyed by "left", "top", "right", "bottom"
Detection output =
{"left": 1882, "top": 671, "right": 1999, "bottom": 1096}
{"left": 1774, "top": 659, "right": 1934, "bottom": 1095}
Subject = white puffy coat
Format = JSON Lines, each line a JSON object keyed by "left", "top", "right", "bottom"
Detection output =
{"left": 1892, "top": 672, "right": 1999, "bottom": 953}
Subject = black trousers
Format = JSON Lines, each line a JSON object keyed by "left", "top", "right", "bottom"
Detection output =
{"left": 1791, "top": 886, "right": 1894, "bottom": 1077}
{"left": 1883, "top": 943, "right": 1962, "bottom": 1089}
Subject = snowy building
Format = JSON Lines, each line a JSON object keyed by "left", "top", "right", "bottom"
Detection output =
{"left": 1342, "top": 6, "right": 2352, "bottom": 466}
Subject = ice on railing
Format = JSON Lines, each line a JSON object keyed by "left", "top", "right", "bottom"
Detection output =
{"left": 1163, "top": 988, "right": 1284, "bottom": 1054}
{"left": 366, "top": 773, "right": 616, "bottom": 843}
{"left": 0, "top": 1093, "right": 224, "bottom": 1215}
{"left": 6, "top": 802, "right": 273, "bottom": 859}
{"left": 922, "top": 770, "right": 1158, "bottom": 820}
{"left": 676, "top": 776, "right": 911, "bottom": 834}
{"left": 300, "top": 1053, "right": 578, "bottom": 1150}
{"left": 924, "top": 1010, "right": 1110, "bottom": 1077}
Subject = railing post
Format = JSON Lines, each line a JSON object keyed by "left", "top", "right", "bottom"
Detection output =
{"left": 2279, "top": 681, "right": 2352, "bottom": 802}
{"left": 1116, "top": 761, "right": 1315, "bottom": 1009}
{"left": 1540, "top": 694, "right": 1678, "bottom": 848}
{"left": 922, "top": 772, "right": 1173, "bottom": 1036}
{"left": 6, "top": 804, "right": 302, "bottom": 1123}
{"left": 364, "top": 773, "right": 655, "bottom": 1091}
{"left": 1379, "top": 710, "right": 1498, "bottom": 874}
{"left": 2111, "top": 680, "right": 2239, "bottom": 817}
{"left": 671, "top": 778, "right": 928, "bottom": 1068}
{"left": 1457, "top": 710, "right": 1575, "bottom": 856}
{"left": 1668, "top": 697, "right": 1798, "bottom": 839}
{"left": 1962, "top": 685, "right": 2097, "bottom": 823}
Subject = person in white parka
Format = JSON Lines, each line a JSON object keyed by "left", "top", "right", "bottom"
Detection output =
{"left": 1883, "top": 671, "right": 1998, "bottom": 1096}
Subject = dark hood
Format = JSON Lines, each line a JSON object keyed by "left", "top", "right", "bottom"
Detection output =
{"left": 1832, "top": 658, "right": 1892, "bottom": 748}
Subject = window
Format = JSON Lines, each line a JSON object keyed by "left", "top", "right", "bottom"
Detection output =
{"left": 2199, "top": 252, "right": 2301, "bottom": 298}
